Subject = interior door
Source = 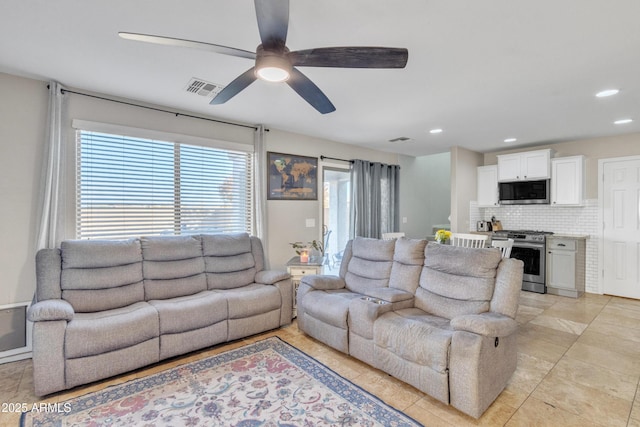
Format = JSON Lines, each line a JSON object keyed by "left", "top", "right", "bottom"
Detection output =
{"left": 603, "top": 157, "right": 640, "bottom": 298}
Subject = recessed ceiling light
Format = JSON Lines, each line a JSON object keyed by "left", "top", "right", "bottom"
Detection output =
{"left": 429, "top": 128, "right": 443, "bottom": 134}
{"left": 614, "top": 118, "right": 633, "bottom": 125}
{"left": 504, "top": 138, "right": 517, "bottom": 143}
{"left": 596, "top": 89, "right": 620, "bottom": 98}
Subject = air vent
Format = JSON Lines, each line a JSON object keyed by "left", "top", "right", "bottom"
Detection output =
{"left": 389, "top": 136, "right": 412, "bottom": 143}
{"left": 184, "top": 78, "right": 224, "bottom": 99}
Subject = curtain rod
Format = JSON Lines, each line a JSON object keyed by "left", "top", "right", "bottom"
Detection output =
{"left": 320, "top": 155, "right": 353, "bottom": 163}
{"left": 57, "top": 87, "right": 259, "bottom": 131}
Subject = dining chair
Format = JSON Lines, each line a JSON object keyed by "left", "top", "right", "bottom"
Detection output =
{"left": 491, "top": 238, "right": 514, "bottom": 258}
{"left": 382, "top": 232, "right": 405, "bottom": 240}
{"left": 450, "top": 233, "right": 488, "bottom": 248}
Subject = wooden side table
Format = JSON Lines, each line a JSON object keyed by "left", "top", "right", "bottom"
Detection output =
{"left": 286, "top": 256, "right": 324, "bottom": 318}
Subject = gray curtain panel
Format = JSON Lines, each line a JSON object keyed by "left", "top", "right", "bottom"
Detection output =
{"left": 350, "top": 159, "right": 400, "bottom": 238}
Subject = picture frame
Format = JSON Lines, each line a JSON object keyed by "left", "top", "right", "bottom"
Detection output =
{"left": 267, "top": 151, "right": 318, "bottom": 200}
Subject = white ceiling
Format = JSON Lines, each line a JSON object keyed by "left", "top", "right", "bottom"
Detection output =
{"left": 1, "top": 0, "right": 639, "bottom": 157}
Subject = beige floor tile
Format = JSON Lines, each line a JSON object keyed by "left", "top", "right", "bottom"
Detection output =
{"left": 350, "top": 370, "right": 424, "bottom": 411}
{"left": 565, "top": 341, "right": 640, "bottom": 376}
{"left": 506, "top": 353, "right": 555, "bottom": 394}
{"left": 517, "top": 336, "right": 568, "bottom": 363}
{"left": 608, "top": 296, "right": 640, "bottom": 311}
{"left": 594, "top": 310, "right": 640, "bottom": 331}
{"left": 505, "top": 396, "right": 604, "bottom": 427}
{"left": 402, "top": 403, "right": 455, "bottom": 426}
{"left": 587, "top": 318, "right": 640, "bottom": 343}
{"left": 542, "top": 302, "right": 604, "bottom": 324}
{"left": 517, "top": 322, "right": 579, "bottom": 349}
{"left": 548, "top": 357, "right": 638, "bottom": 401}
{"left": 577, "top": 329, "right": 640, "bottom": 359}
{"left": 531, "top": 373, "right": 632, "bottom": 427}
{"left": 529, "top": 314, "right": 588, "bottom": 335}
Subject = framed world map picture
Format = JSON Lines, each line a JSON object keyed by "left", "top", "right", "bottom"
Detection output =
{"left": 267, "top": 152, "right": 318, "bottom": 200}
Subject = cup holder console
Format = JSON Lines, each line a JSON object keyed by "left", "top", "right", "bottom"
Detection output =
{"left": 361, "top": 296, "right": 388, "bottom": 305}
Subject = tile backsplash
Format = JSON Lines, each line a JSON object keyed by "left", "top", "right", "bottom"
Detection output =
{"left": 470, "top": 199, "right": 599, "bottom": 293}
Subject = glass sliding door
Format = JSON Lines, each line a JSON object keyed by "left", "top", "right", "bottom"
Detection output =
{"left": 322, "top": 167, "right": 351, "bottom": 274}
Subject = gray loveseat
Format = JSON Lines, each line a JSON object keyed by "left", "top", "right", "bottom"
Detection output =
{"left": 28, "top": 233, "right": 292, "bottom": 396}
{"left": 297, "top": 237, "right": 523, "bottom": 418}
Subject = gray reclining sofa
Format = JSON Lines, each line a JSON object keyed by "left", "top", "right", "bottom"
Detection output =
{"left": 28, "top": 233, "right": 292, "bottom": 396}
{"left": 297, "top": 237, "right": 523, "bottom": 418}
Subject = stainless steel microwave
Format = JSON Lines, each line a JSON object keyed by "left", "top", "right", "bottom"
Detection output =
{"left": 498, "top": 180, "right": 550, "bottom": 205}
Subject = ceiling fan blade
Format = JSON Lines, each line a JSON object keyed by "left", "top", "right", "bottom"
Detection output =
{"left": 210, "top": 68, "right": 257, "bottom": 105}
{"left": 118, "top": 32, "right": 256, "bottom": 60}
{"left": 254, "top": 0, "right": 289, "bottom": 48}
{"left": 289, "top": 47, "right": 408, "bottom": 68}
{"left": 286, "top": 68, "right": 336, "bottom": 114}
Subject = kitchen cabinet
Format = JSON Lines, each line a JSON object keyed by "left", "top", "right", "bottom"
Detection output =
{"left": 546, "top": 236, "right": 586, "bottom": 298}
{"left": 477, "top": 165, "right": 499, "bottom": 207}
{"left": 497, "top": 149, "right": 552, "bottom": 182}
{"left": 551, "top": 155, "right": 584, "bottom": 206}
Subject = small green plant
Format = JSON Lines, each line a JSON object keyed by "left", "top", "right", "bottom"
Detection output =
{"left": 289, "top": 240, "right": 324, "bottom": 255}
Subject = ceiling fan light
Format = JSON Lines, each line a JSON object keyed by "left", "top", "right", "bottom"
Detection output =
{"left": 255, "top": 47, "right": 292, "bottom": 82}
{"left": 256, "top": 66, "right": 290, "bottom": 82}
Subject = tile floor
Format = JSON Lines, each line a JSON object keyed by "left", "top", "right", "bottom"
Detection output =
{"left": 1, "top": 291, "right": 640, "bottom": 426}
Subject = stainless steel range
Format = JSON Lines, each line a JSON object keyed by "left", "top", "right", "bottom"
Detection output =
{"left": 492, "top": 230, "right": 553, "bottom": 294}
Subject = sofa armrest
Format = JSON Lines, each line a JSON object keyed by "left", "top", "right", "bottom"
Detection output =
{"left": 300, "top": 275, "right": 346, "bottom": 291}
{"left": 255, "top": 269, "right": 290, "bottom": 285}
{"left": 451, "top": 312, "right": 517, "bottom": 337}
{"left": 27, "top": 299, "right": 74, "bottom": 322}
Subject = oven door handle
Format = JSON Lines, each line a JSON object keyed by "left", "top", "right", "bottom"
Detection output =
{"left": 512, "top": 242, "right": 545, "bottom": 249}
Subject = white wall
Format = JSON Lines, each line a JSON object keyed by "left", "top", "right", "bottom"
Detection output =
{"left": 398, "top": 152, "right": 451, "bottom": 238}
{"left": 450, "top": 146, "right": 483, "bottom": 233}
{"left": 0, "top": 71, "right": 399, "bottom": 306}
{"left": 0, "top": 73, "right": 47, "bottom": 305}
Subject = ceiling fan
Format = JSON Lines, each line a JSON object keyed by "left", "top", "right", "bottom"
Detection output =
{"left": 119, "top": 0, "right": 408, "bottom": 114}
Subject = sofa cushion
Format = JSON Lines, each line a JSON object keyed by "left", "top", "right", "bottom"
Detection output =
{"left": 375, "top": 309, "right": 454, "bottom": 374}
{"left": 416, "top": 244, "right": 502, "bottom": 319}
{"left": 389, "top": 238, "right": 428, "bottom": 293}
{"left": 301, "top": 289, "right": 363, "bottom": 329}
{"left": 141, "top": 235, "right": 206, "bottom": 300}
{"left": 65, "top": 302, "right": 158, "bottom": 359}
{"left": 202, "top": 233, "right": 257, "bottom": 289}
{"left": 149, "top": 291, "right": 227, "bottom": 335}
{"left": 219, "top": 284, "right": 281, "bottom": 319}
{"left": 60, "top": 239, "right": 144, "bottom": 312}
{"left": 345, "top": 237, "right": 395, "bottom": 294}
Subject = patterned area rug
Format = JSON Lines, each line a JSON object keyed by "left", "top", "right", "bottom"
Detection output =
{"left": 22, "top": 337, "right": 422, "bottom": 426}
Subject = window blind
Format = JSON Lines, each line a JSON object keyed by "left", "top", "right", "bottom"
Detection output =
{"left": 76, "top": 130, "right": 253, "bottom": 239}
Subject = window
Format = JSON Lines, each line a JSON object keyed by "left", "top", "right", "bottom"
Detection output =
{"left": 76, "top": 128, "right": 253, "bottom": 239}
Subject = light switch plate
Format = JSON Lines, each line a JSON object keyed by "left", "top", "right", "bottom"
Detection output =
{"left": 305, "top": 218, "right": 315, "bottom": 228}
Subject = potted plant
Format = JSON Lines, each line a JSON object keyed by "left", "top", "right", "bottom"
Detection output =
{"left": 290, "top": 240, "right": 324, "bottom": 262}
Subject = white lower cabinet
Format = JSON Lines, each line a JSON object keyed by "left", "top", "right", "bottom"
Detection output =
{"left": 546, "top": 236, "right": 585, "bottom": 298}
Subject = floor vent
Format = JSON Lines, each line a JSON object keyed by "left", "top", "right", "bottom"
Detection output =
{"left": 184, "top": 78, "right": 224, "bottom": 99}
{"left": 0, "top": 302, "right": 32, "bottom": 364}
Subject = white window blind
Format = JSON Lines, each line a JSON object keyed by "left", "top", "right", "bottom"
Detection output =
{"left": 76, "top": 130, "right": 253, "bottom": 239}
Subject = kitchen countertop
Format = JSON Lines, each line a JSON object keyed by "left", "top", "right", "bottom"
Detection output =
{"left": 469, "top": 231, "right": 589, "bottom": 240}
{"left": 548, "top": 233, "right": 589, "bottom": 240}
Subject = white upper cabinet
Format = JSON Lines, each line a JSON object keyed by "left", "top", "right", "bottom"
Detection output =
{"left": 477, "top": 165, "right": 499, "bottom": 207}
{"left": 497, "top": 149, "right": 552, "bottom": 182}
{"left": 551, "top": 155, "right": 584, "bottom": 206}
